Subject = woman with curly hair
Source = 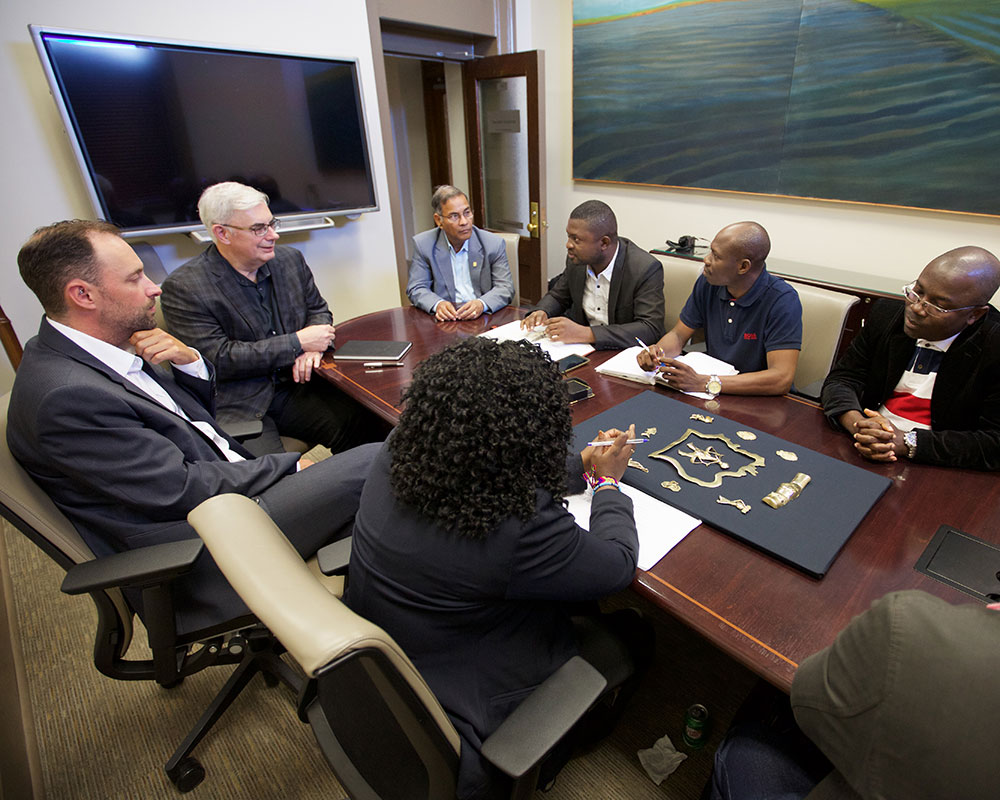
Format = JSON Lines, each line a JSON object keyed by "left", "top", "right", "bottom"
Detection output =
{"left": 347, "top": 337, "right": 650, "bottom": 799}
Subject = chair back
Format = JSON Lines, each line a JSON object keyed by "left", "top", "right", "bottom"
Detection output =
{"left": 0, "top": 302, "right": 22, "bottom": 371}
{"left": 0, "top": 393, "right": 135, "bottom": 656}
{"left": 188, "top": 494, "right": 462, "bottom": 799}
{"left": 655, "top": 253, "right": 702, "bottom": 333}
{"left": 495, "top": 232, "right": 521, "bottom": 308}
{"left": 786, "top": 281, "right": 859, "bottom": 398}
{"left": 654, "top": 253, "right": 705, "bottom": 346}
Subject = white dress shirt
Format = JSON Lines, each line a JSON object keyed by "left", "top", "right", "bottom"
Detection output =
{"left": 582, "top": 242, "right": 620, "bottom": 327}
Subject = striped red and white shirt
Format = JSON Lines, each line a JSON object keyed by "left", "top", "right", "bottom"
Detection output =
{"left": 878, "top": 333, "right": 961, "bottom": 432}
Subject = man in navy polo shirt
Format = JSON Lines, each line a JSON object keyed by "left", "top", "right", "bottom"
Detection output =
{"left": 638, "top": 221, "right": 801, "bottom": 396}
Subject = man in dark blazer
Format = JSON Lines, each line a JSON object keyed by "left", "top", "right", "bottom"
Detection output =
{"left": 160, "top": 181, "right": 380, "bottom": 456}
{"left": 406, "top": 185, "right": 514, "bottom": 321}
{"left": 821, "top": 246, "right": 1000, "bottom": 470}
{"left": 521, "top": 200, "right": 664, "bottom": 350}
{"left": 8, "top": 220, "right": 378, "bottom": 635}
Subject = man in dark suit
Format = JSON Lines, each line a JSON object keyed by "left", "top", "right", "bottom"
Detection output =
{"left": 821, "top": 246, "right": 1000, "bottom": 470}
{"left": 520, "top": 200, "right": 665, "bottom": 350}
{"left": 406, "top": 185, "right": 514, "bottom": 321}
{"left": 160, "top": 181, "right": 381, "bottom": 456}
{"left": 7, "top": 220, "right": 378, "bottom": 634}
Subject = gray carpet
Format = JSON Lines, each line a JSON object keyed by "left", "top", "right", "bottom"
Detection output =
{"left": 3, "top": 520, "right": 755, "bottom": 799}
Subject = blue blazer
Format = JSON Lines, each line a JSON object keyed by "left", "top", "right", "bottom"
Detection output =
{"left": 406, "top": 226, "right": 515, "bottom": 314}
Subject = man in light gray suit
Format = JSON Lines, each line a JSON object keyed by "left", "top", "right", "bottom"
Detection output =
{"left": 160, "top": 181, "right": 382, "bottom": 456}
{"left": 406, "top": 185, "right": 514, "bottom": 321}
{"left": 8, "top": 219, "right": 378, "bottom": 634}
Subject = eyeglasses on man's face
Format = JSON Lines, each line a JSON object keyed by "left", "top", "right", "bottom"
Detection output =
{"left": 218, "top": 217, "right": 281, "bottom": 237}
{"left": 440, "top": 208, "right": 474, "bottom": 224}
{"left": 901, "top": 281, "right": 980, "bottom": 316}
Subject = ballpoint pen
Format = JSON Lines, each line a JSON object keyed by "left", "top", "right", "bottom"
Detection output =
{"left": 587, "top": 438, "right": 649, "bottom": 447}
{"left": 362, "top": 362, "right": 406, "bottom": 368}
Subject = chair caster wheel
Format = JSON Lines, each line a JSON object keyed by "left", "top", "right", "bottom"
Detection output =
{"left": 263, "top": 671, "right": 280, "bottom": 688}
{"left": 167, "top": 757, "right": 205, "bottom": 792}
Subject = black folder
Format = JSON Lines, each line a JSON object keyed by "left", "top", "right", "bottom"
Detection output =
{"left": 573, "top": 393, "right": 892, "bottom": 578}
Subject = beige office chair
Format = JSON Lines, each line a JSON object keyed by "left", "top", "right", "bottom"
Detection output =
{"left": 496, "top": 232, "right": 521, "bottom": 308}
{"left": 0, "top": 392, "right": 304, "bottom": 792}
{"left": 786, "top": 281, "right": 859, "bottom": 399}
{"left": 188, "top": 493, "right": 608, "bottom": 800}
{"left": 654, "top": 254, "right": 705, "bottom": 347}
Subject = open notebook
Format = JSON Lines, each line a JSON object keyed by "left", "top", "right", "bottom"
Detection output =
{"left": 479, "top": 319, "right": 594, "bottom": 360}
{"left": 596, "top": 346, "right": 738, "bottom": 400}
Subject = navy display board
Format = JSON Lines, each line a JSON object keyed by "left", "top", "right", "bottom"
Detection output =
{"left": 573, "top": 393, "right": 892, "bottom": 577}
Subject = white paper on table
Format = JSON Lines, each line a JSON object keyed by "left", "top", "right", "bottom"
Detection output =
{"left": 671, "top": 352, "right": 739, "bottom": 399}
{"left": 538, "top": 340, "right": 594, "bottom": 359}
{"left": 566, "top": 483, "right": 700, "bottom": 571}
{"left": 478, "top": 320, "right": 594, "bottom": 359}
{"left": 479, "top": 319, "right": 537, "bottom": 343}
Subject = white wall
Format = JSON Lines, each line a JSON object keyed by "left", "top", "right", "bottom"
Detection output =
{"left": 0, "top": 0, "right": 400, "bottom": 394}
{"left": 520, "top": 1, "right": 1000, "bottom": 294}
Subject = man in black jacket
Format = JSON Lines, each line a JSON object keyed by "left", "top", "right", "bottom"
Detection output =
{"left": 520, "top": 200, "right": 664, "bottom": 350}
{"left": 821, "top": 246, "right": 1000, "bottom": 471}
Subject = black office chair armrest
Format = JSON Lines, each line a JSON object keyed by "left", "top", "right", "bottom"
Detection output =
{"left": 480, "top": 655, "right": 607, "bottom": 779}
{"left": 316, "top": 536, "right": 352, "bottom": 576}
{"left": 220, "top": 419, "right": 264, "bottom": 441}
{"left": 60, "top": 539, "right": 204, "bottom": 595}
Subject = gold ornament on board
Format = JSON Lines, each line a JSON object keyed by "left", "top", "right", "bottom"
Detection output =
{"left": 717, "top": 496, "right": 752, "bottom": 514}
{"left": 649, "top": 429, "right": 766, "bottom": 488}
{"left": 762, "top": 473, "right": 811, "bottom": 508}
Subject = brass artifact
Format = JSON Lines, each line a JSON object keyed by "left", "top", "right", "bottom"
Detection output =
{"left": 627, "top": 458, "right": 649, "bottom": 473}
{"left": 690, "top": 413, "right": 714, "bottom": 423}
{"left": 642, "top": 427, "right": 658, "bottom": 438}
{"left": 678, "top": 444, "right": 729, "bottom": 469}
{"left": 649, "top": 429, "right": 766, "bottom": 488}
{"left": 736, "top": 430, "right": 757, "bottom": 441}
{"left": 660, "top": 480, "right": 681, "bottom": 492}
{"left": 762, "top": 473, "right": 811, "bottom": 508}
{"left": 717, "top": 496, "right": 751, "bottom": 514}
{"left": 776, "top": 450, "right": 799, "bottom": 462}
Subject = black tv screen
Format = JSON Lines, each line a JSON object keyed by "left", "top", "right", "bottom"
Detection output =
{"left": 30, "top": 25, "right": 379, "bottom": 237}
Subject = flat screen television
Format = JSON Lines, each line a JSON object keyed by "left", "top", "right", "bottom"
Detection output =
{"left": 30, "top": 25, "right": 379, "bottom": 238}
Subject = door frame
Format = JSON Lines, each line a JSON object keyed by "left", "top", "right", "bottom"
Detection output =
{"left": 463, "top": 50, "right": 546, "bottom": 305}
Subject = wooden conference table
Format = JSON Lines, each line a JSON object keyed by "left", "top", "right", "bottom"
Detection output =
{"left": 318, "top": 305, "right": 1000, "bottom": 691}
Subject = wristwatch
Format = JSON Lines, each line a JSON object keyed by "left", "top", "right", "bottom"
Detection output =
{"left": 705, "top": 374, "right": 722, "bottom": 397}
{"left": 903, "top": 430, "right": 917, "bottom": 460}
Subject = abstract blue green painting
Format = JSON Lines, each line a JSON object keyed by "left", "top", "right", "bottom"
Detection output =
{"left": 573, "top": 1, "right": 1000, "bottom": 215}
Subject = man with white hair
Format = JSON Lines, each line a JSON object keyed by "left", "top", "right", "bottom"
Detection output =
{"left": 161, "top": 181, "right": 382, "bottom": 456}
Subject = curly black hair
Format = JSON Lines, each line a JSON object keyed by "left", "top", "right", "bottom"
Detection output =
{"left": 390, "top": 337, "right": 572, "bottom": 539}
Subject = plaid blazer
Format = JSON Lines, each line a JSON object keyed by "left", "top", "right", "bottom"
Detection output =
{"left": 160, "top": 244, "right": 332, "bottom": 424}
